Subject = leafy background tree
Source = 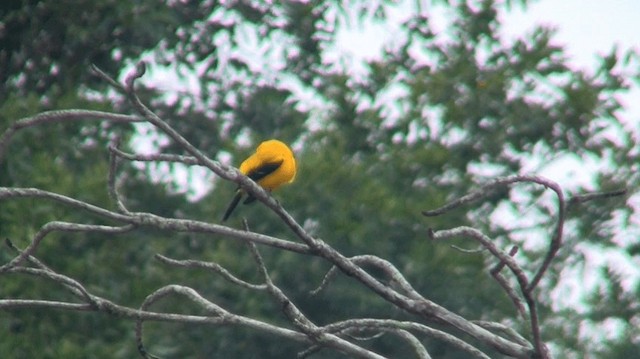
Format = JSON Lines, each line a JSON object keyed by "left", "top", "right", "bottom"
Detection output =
{"left": 1, "top": 0, "right": 638, "bottom": 358}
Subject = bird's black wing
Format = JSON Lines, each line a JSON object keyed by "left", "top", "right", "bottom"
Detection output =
{"left": 247, "top": 160, "right": 282, "bottom": 181}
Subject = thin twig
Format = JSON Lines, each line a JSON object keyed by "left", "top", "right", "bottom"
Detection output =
{"left": 110, "top": 146, "right": 201, "bottom": 165}
{"left": 310, "top": 254, "right": 423, "bottom": 300}
{"left": 154, "top": 254, "right": 267, "bottom": 291}
{"left": 567, "top": 188, "right": 627, "bottom": 209}
{"left": 108, "top": 138, "right": 130, "bottom": 213}
{"left": 450, "top": 244, "right": 485, "bottom": 253}
{"left": 490, "top": 246, "right": 527, "bottom": 320}
{"left": 309, "top": 265, "right": 340, "bottom": 296}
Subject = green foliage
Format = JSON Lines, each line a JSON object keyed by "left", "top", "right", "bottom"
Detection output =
{"left": 1, "top": 0, "right": 638, "bottom": 358}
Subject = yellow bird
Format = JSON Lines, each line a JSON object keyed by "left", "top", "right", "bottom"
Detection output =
{"left": 222, "top": 139, "right": 297, "bottom": 221}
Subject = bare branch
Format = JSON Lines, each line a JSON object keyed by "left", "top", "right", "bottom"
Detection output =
{"left": 472, "top": 321, "right": 533, "bottom": 349}
{"left": 136, "top": 284, "right": 227, "bottom": 358}
{"left": 324, "top": 319, "right": 492, "bottom": 359}
{"left": 430, "top": 226, "right": 547, "bottom": 358}
{"left": 490, "top": 246, "right": 527, "bottom": 320}
{"left": 567, "top": 188, "right": 627, "bottom": 208}
{"left": 0, "top": 187, "right": 311, "bottom": 255}
{"left": 0, "top": 221, "right": 135, "bottom": 273}
{"left": 391, "top": 329, "right": 431, "bottom": 359}
{"left": 422, "top": 174, "right": 565, "bottom": 296}
{"left": 5, "top": 266, "right": 95, "bottom": 304}
{"left": 0, "top": 187, "right": 134, "bottom": 222}
{"left": 1, "top": 255, "right": 314, "bottom": 350}
{"left": 0, "top": 70, "right": 572, "bottom": 358}
{"left": 245, "top": 243, "right": 388, "bottom": 359}
{"left": 350, "top": 255, "right": 423, "bottom": 300}
{"left": 0, "top": 110, "right": 143, "bottom": 162}
{"left": 154, "top": 254, "right": 267, "bottom": 291}
{"left": 0, "top": 299, "right": 94, "bottom": 311}
{"left": 110, "top": 146, "right": 201, "bottom": 166}
{"left": 107, "top": 139, "right": 131, "bottom": 213}
{"left": 4, "top": 239, "right": 94, "bottom": 301}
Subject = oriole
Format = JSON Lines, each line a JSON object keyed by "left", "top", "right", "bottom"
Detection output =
{"left": 222, "top": 139, "right": 297, "bottom": 221}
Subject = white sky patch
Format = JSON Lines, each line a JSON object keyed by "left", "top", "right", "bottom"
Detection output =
{"left": 537, "top": 153, "right": 600, "bottom": 191}
{"left": 550, "top": 260, "right": 592, "bottom": 313}
{"left": 578, "top": 317, "right": 628, "bottom": 350}
{"left": 501, "top": 0, "right": 640, "bottom": 124}
{"left": 552, "top": 240, "right": 640, "bottom": 314}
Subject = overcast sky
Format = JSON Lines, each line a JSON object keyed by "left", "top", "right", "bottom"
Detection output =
{"left": 337, "top": 0, "right": 639, "bottom": 116}
{"left": 504, "top": 0, "right": 639, "bottom": 70}
{"left": 503, "top": 0, "right": 640, "bottom": 121}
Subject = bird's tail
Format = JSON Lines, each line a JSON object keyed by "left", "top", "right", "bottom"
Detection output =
{"left": 222, "top": 190, "right": 243, "bottom": 221}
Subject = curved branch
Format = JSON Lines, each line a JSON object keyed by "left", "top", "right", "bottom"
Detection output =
{"left": 154, "top": 254, "right": 267, "bottom": 291}
{"left": 430, "top": 226, "right": 546, "bottom": 358}
{"left": 0, "top": 187, "right": 133, "bottom": 222}
{"left": 491, "top": 246, "right": 527, "bottom": 320}
{"left": 324, "top": 319, "right": 492, "bottom": 359}
{"left": 136, "top": 284, "right": 228, "bottom": 358}
{"left": 390, "top": 329, "right": 431, "bottom": 359}
{"left": 0, "top": 222, "right": 135, "bottom": 273}
{"left": 422, "top": 174, "right": 566, "bottom": 297}
{"left": 0, "top": 109, "right": 143, "bottom": 162}
{"left": 472, "top": 321, "right": 533, "bottom": 349}
{"left": 107, "top": 139, "right": 131, "bottom": 214}
{"left": 0, "top": 187, "right": 312, "bottom": 255}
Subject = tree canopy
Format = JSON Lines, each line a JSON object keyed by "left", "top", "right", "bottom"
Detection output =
{"left": 1, "top": 0, "right": 638, "bottom": 358}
